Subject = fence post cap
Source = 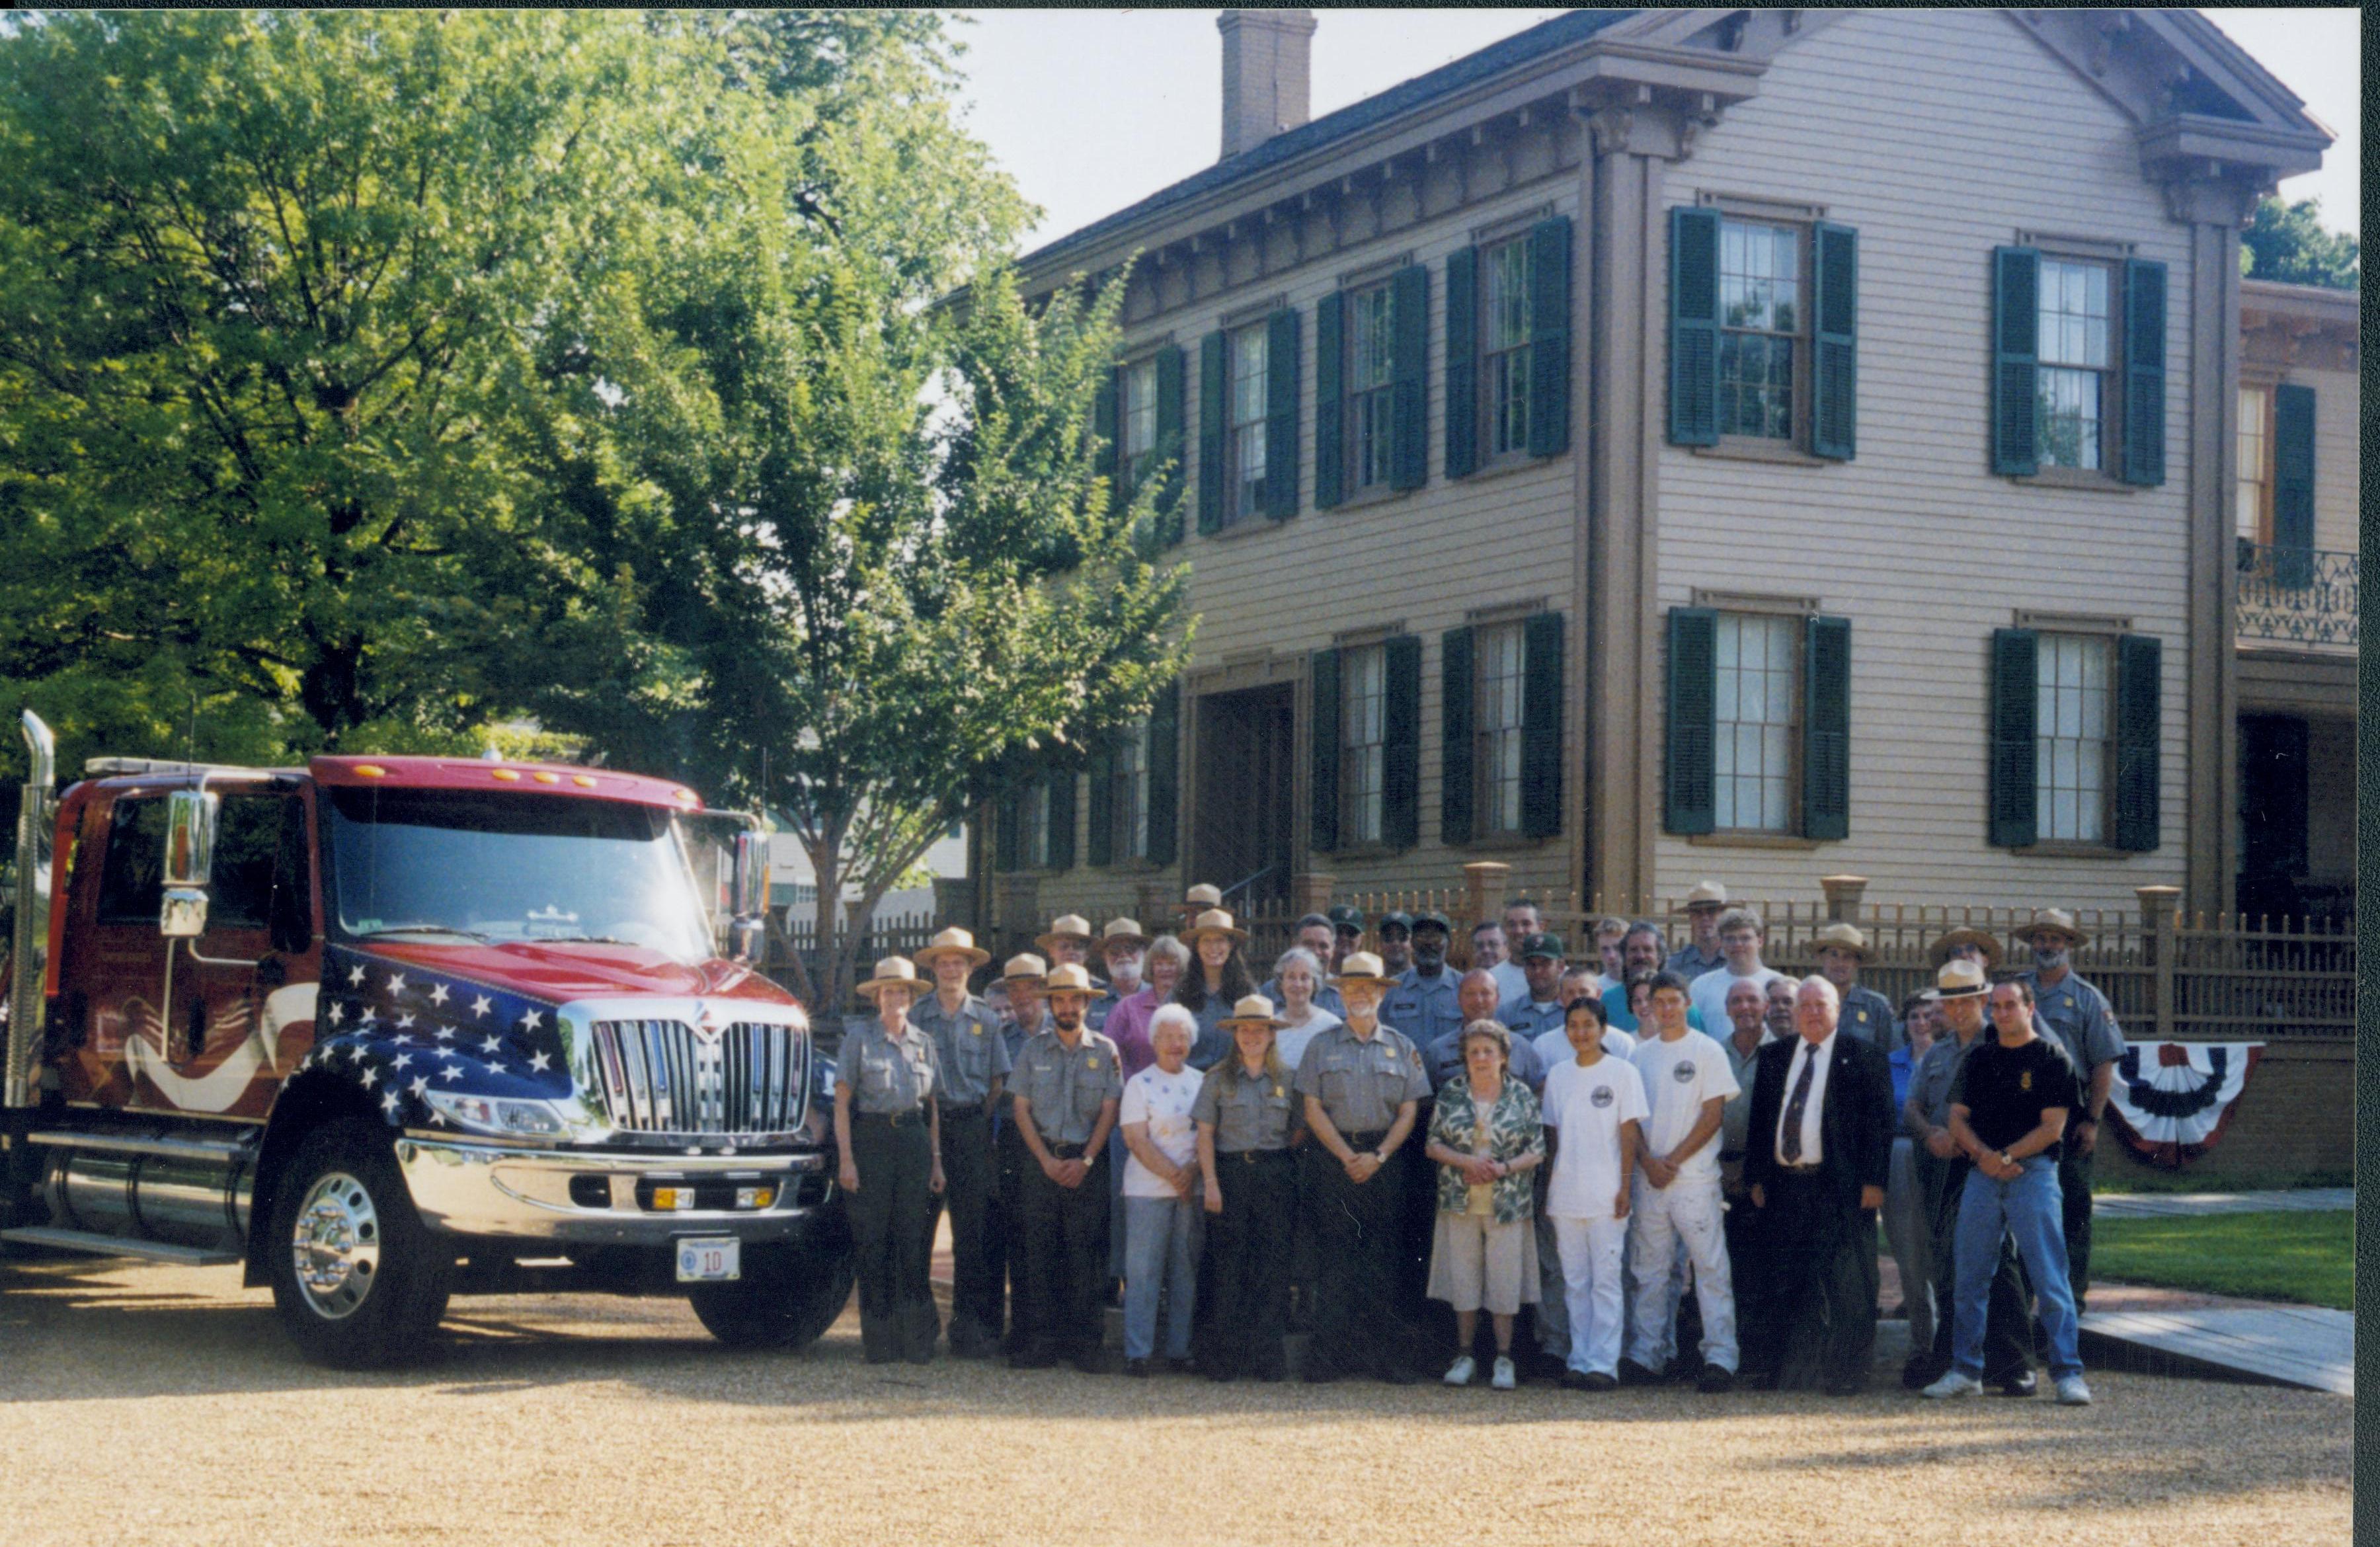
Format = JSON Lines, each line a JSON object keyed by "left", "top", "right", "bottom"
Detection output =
{"left": 2135, "top": 885, "right": 2182, "bottom": 922}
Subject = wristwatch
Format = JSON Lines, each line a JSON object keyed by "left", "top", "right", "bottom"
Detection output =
{"left": 1997, "top": 1150, "right": 2014, "bottom": 1169}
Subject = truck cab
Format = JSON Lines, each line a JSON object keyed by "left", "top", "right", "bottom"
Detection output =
{"left": 1, "top": 713, "right": 852, "bottom": 1367}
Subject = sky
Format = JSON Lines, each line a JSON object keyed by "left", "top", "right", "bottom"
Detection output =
{"left": 948, "top": 8, "right": 2361, "bottom": 254}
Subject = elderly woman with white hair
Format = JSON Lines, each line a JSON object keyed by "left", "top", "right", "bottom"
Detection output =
{"left": 1423, "top": 1020, "right": 1546, "bottom": 1390}
{"left": 1117, "top": 1003, "right": 1205, "bottom": 1375}
{"left": 1267, "top": 945, "right": 1341, "bottom": 1072}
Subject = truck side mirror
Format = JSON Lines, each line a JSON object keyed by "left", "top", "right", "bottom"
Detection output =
{"left": 160, "top": 789, "right": 219, "bottom": 939}
{"left": 727, "top": 830, "right": 768, "bottom": 963}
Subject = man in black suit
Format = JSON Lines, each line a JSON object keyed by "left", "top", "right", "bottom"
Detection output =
{"left": 1741, "top": 976, "right": 1898, "bottom": 1394}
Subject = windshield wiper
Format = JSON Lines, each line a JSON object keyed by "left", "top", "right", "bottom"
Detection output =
{"left": 529, "top": 934, "right": 641, "bottom": 947}
{"left": 359, "top": 924, "right": 493, "bottom": 943}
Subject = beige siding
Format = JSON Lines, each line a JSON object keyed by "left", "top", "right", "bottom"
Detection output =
{"left": 2297, "top": 364, "right": 2359, "bottom": 555}
{"left": 1653, "top": 9, "right": 2194, "bottom": 913}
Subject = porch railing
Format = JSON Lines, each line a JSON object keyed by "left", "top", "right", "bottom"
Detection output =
{"left": 2237, "top": 541, "right": 2358, "bottom": 649}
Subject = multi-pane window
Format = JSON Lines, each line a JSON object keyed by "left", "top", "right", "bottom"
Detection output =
{"left": 2035, "top": 633, "right": 2111, "bottom": 844}
{"left": 1022, "top": 779, "right": 1052, "bottom": 869}
{"left": 1345, "top": 283, "right": 1395, "bottom": 492}
{"left": 1717, "top": 219, "right": 1801, "bottom": 440}
{"left": 1339, "top": 643, "right": 1386, "bottom": 846}
{"left": 2236, "top": 385, "right": 2270, "bottom": 545}
{"left": 2036, "top": 258, "right": 2111, "bottom": 471}
{"left": 1482, "top": 239, "right": 1533, "bottom": 457}
{"left": 1121, "top": 356, "right": 1160, "bottom": 493}
{"left": 1228, "top": 324, "right": 1268, "bottom": 523}
{"left": 1111, "top": 719, "right": 1150, "bottom": 862}
{"left": 1474, "top": 621, "right": 1525, "bottom": 836}
{"left": 1714, "top": 612, "right": 1798, "bottom": 832}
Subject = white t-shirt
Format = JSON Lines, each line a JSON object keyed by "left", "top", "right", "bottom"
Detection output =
{"left": 1630, "top": 1030, "right": 1741, "bottom": 1189}
{"left": 1274, "top": 1009, "right": 1341, "bottom": 1076}
{"left": 1540, "top": 1055, "right": 1651, "bottom": 1220}
{"left": 1688, "top": 965, "right": 1784, "bottom": 1045}
{"left": 1532, "top": 1025, "right": 1637, "bottom": 1074}
{"left": 1118, "top": 1064, "right": 1203, "bottom": 1198}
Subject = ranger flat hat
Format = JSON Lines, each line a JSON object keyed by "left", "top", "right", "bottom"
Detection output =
{"left": 913, "top": 926, "right": 990, "bottom": 971}
{"left": 1218, "top": 993, "right": 1287, "bottom": 1030}
{"left": 1934, "top": 958, "right": 1991, "bottom": 999}
{"left": 1519, "top": 931, "right": 1567, "bottom": 961}
{"left": 1409, "top": 909, "right": 1452, "bottom": 935}
{"left": 1000, "top": 953, "right": 1049, "bottom": 984}
{"left": 2022, "top": 909, "right": 2090, "bottom": 947}
{"left": 1926, "top": 927, "right": 2004, "bottom": 970}
{"left": 855, "top": 955, "right": 927, "bottom": 1000}
{"left": 1330, "top": 951, "right": 1400, "bottom": 988}
{"left": 1684, "top": 880, "right": 1729, "bottom": 910}
{"left": 1043, "top": 961, "right": 1097, "bottom": 996}
{"left": 1811, "top": 922, "right": 1874, "bottom": 962}
{"left": 1327, "top": 903, "right": 1367, "bottom": 931}
{"left": 1184, "top": 883, "right": 1224, "bottom": 908}
{"left": 1181, "top": 908, "right": 1249, "bottom": 945}
{"left": 1096, "top": 917, "right": 1150, "bottom": 952}
{"left": 1035, "top": 914, "right": 1096, "bottom": 954}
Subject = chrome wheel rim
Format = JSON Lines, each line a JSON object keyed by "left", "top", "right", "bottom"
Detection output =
{"left": 291, "top": 1170, "right": 380, "bottom": 1320}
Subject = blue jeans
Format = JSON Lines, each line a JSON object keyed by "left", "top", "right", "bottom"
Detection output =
{"left": 1952, "top": 1156, "right": 2082, "bottom": 1381}
{"left": 1122, "top": 1194, "right": 1201, "bottom": 1361}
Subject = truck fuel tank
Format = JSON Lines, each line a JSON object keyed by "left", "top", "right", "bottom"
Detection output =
{"left": 38, "top": 1127, "right": 257, "bottom": 1256}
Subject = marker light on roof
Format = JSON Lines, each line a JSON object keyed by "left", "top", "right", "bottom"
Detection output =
{"left": 491, "top": 769, "right": 521, "bottom": 782}
{"left": 533, "top": 772, "right": 560, "bottom": 785}
{"left": 572, "top": 775, "right": 598, "bottom": 788}
{"left": 674, "top": 788, "right": 697, "bottom": 803}
{"left": 354, "top": 765, "right": 387, "bottom": 778}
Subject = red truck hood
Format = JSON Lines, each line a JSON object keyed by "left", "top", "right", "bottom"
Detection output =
{"left": 352, "top": 939, "right": 799, "bottom": 1009}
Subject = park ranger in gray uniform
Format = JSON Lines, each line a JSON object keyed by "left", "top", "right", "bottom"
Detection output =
{"left": 1006, "top": 962, "right": 1123, "bottom": 1372}
{"left": 906, "top": 926, "right": 1007, "bottom": 1359}
{"left": 1811, "top": 923, "right": 1900, "bottom": 1051}
{"left": 836, "top": 957, "right": 947, "bottom": 1365}
{"left": 2015, "top": 909, "right": 2125, "bottom": 1317}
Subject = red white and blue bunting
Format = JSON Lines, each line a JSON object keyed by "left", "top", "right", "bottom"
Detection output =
{"left": 2104, "top": 1041, "right": 2264, "bottom": 1170}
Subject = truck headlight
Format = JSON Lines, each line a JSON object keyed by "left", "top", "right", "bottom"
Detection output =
{"left": 425, "top": 1090, "right": 571, "bottom": 1138}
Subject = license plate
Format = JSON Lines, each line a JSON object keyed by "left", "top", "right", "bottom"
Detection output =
{"left": 675, "top": 1236, "right": 741, "bottom": 1283}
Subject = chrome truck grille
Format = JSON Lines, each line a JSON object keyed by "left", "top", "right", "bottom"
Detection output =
{"left": 588, "top": 1020, "right": 810, "bottom": 1137}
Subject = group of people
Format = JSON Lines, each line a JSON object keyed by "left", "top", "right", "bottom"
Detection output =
{"left": 826, "top": 879, "right": 2125, "bottom": 1409}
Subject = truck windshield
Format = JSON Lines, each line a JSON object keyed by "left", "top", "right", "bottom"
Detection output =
{"left": 326, "top": 787, "right": 714, "bottom": 963}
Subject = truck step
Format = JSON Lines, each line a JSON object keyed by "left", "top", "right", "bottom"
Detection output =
{"left": 0, "top": 1227, "right": 241, "bottom": 1267}
{"left": 28, "top": 1130, "right": 253, "bottom": 1164}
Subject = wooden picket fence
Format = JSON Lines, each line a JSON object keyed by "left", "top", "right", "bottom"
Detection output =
{"left": 774, "top": 910, "right": 940, "bottom": 1005}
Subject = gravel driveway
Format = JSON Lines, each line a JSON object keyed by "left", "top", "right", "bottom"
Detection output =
{"left": 0, "top": 1253, "right": 2348, "bottom": 1547}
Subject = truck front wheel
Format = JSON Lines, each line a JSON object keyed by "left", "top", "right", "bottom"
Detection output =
{"left": 266, "top": 1119, "right": 455, "bottom": 1368}
{"left": 687, "top": 1242, "right": 855, "bottom": 1351}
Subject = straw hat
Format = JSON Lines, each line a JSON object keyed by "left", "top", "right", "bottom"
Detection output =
{"left": 855, "top": 956, "right": 927, "bottom": 1000}
{"left": 1330, "top": 951, "right": 1399, "bottom": 988}
{"left": 914, "top": 926, "right": 990, "bottom": 971}
{"left": 1183, "top": 883, "right": 1223, "bottom": 909}
{"left": 1926, "top": 927, "right": 2004, "bottom": 969}
{"left": 2021, "top": 909, "right": 2090, "bottom": 947}
{"left": 1811, "top": 922, "right": 1873, "bottom": 963}
{"left": 1000, "top": 953, "right": 1049, "bottom": 984}
{"left": 1035, "top": 914, "right": 1096, "bottom": 955}
{"left": 1043, "top": 961, "right": 1097, "bottom": 996}
{"left": 1180, "top": 908, "right": 1249, "bottom": 946}
{"left": 1934, "top": 958, "right": 1990, "bottom": 999}
{"left": 1218, "top": 994, "right": 1287, "bottom": 1030}
{"left": 1684, "top": 880, "right": 1729, "bottom": 911}
{"left": 1096, "top": 916, "right": 1150, "bottom": 953}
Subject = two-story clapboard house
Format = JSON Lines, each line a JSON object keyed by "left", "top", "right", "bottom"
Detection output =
{"left": 966, "top": 7, "right": 2332, "bottom": 943}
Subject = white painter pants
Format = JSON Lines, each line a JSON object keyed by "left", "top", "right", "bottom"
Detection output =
{"left": 1625, "top": 1174, "right": 1737, "bottom": 1372}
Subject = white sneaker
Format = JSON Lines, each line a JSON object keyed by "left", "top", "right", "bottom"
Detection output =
{"left": 1443, "top": 1355, "right": 1476, "bottom": 1386}
{"left": 1923, "top": 1371, "right": 1984, "bottom": 1400}
{"left": 2054, "top": 1375, "right": 2094, "bottom": 1406}
{"left": 1491, "top": 1356, "right": 1517, "bottom": 1391}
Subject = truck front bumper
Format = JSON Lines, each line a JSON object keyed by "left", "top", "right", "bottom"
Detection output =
{"left": 394, "top": 1137, "right": 838, "bottom": 1246}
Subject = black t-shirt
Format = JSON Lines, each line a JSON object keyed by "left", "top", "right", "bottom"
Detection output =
{"left": 1950, "top": 1035, "right": 2081, "bottom": 1153}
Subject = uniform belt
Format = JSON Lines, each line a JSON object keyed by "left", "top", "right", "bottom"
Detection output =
{"left": 1339, "top": 1129, "right": 1390, "bottom": 1150}
{"left": 853, "top": 1110, "right": 925, "bottom": 1128}
{"left": 1043, "top": 1141, "right": 1090, "bottom": 1159}
{"left": 1228, "top": 1148, "right": 1294, "bottom": 1165}
{"left": 940, "top": 1105, "right": 988, "bottom": 1123}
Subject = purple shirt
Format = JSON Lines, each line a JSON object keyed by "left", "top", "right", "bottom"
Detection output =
{"left": 1101, "top": 986, "right": 1160, "bottom": 1082}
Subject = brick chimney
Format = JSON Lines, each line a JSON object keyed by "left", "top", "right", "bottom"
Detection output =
{"left": 1218, "top": 9, "right": 1317, "bottom": 161}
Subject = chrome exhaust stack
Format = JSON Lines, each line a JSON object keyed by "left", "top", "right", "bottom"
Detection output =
{"left": 7, "top": 711, "right": 55, "bottom": 1109}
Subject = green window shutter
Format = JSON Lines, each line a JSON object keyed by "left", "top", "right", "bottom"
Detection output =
{"left": 1154, "top": 343, "right": 1186, "bottom": 546}
{"left": 1309, "top": 649, "right": 1341, "bottom": 853}
{"left": 1198, "top": 331, "right": 1228, "bottom": 534}
{"left": 2121, "top": 258, "right": 2167, "bottom": 487}
{"left": 1991, "top": 247, "right": 2040, "bottom": 476}
{"left": 1667, "top": 207, "right": 1721, "bottom": 447}
{"left": 1802, "top": 615, "right": 1852, "bottom": 840}
{"left": 1443, "top": 245, "right": 1480, "bottom": 480}
{"left": 1314, "top": 292, "right": 1345, "bottom": 509}
{"left": 1046, "top": 770, "right": 1076, "bottom": 873}
{"left": 1390, "top": 264, "right": 1429, "bottom": 491}
{"left": 2112, "top": 633, "right": 2162, "bottom": 852}
{"left": 1093, "top": 369, "right": 1121, "bottom": 505}
{"left": 1440, "top": 625, "right": 1476, "bottom": 846}
{"left": 995, "top": 788, "right": 1020, "bottom": 872}
{"left": 1520, "top": 609, "right": 1566, "bottom": 839}
{"left": 1265, "top": 308, "right": 1300, "bottom": 520}
{"left": 1382, "top": 634, "right": 1422, "bottom": 847}
{"left": 1146, "top": 682, "right": 1180, "bottom": 867}
{"left": 1987, "top": 628, "right": 2039, "bottom": 848}
{"left": 1085, "top": 744, "right": 1114, "bottom": 868}
{"left": 1810, "top": 222, "right": 1858, "bottom": 461}
{"left": 1663, "top": 607, "right": 1717, "bottom": 834}
{"left": 1527, "top": 216, "right": 1572, "bottom": 459}
{"left": 2272, "top": 383, "right": 2315, "bottom": 587}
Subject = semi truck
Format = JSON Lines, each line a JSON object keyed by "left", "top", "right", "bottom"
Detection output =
{"left": 0, "top": 711, "right": 853, "bottom": 1367}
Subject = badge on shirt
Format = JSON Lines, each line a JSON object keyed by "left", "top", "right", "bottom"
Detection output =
{"left": 1087, "top": 1057, "right": 1101, "bottom": 1068}
{"left": 1673, "top": 1062, "right": 1696, "bottom": 1084}
{"left": 1273, "top": 1086, "right": 1285, "bottom": 1099}
{"left": 2020, "top": 1070, "right": 2032, "bottom": 1090}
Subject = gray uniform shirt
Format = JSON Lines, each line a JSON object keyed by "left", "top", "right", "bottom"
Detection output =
{"left": 1384, "top": 967, "right": 1465, "bottom": 1050}
{"left": 1192, "top": 1062, "right": 1301, "bottom": 1152}
{"left": 908, "top": 992, "right": 1011, "bottom": 1107}
{"left": 1909, "top": 1032, "right": 1989, "bottom": 1132}
{"left": 1664, "top": 943, "right": 1724, "bottom": 980}
{"left": 1838, "top": 984, "right": 1899, "bottom": 1052}
{"left": 1009, "top": 1029, "right": 1125, "bottom": 1147}
{"left": 1294, "top": 1021, "right": 1433, "bottom": 1136}
{"left": 836, "top": 1019, "right": 942, "bottom": 1115}
{"left": 2018, "top": 970, "right": 2125, "bottom": 1074}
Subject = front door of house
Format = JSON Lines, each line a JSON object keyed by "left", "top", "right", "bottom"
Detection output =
{"left": 1193, "top": 684, "right": 1295, "bottom": 910}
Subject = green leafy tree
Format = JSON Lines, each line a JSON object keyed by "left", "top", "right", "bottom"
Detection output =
{"left": 2240, "top": 196, "right": 2358, "bottom": 289}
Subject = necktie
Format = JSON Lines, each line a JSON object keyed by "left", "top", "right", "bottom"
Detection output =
{"left": 1780, "top": 1047, "right": 1817, "bottom": 1164}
